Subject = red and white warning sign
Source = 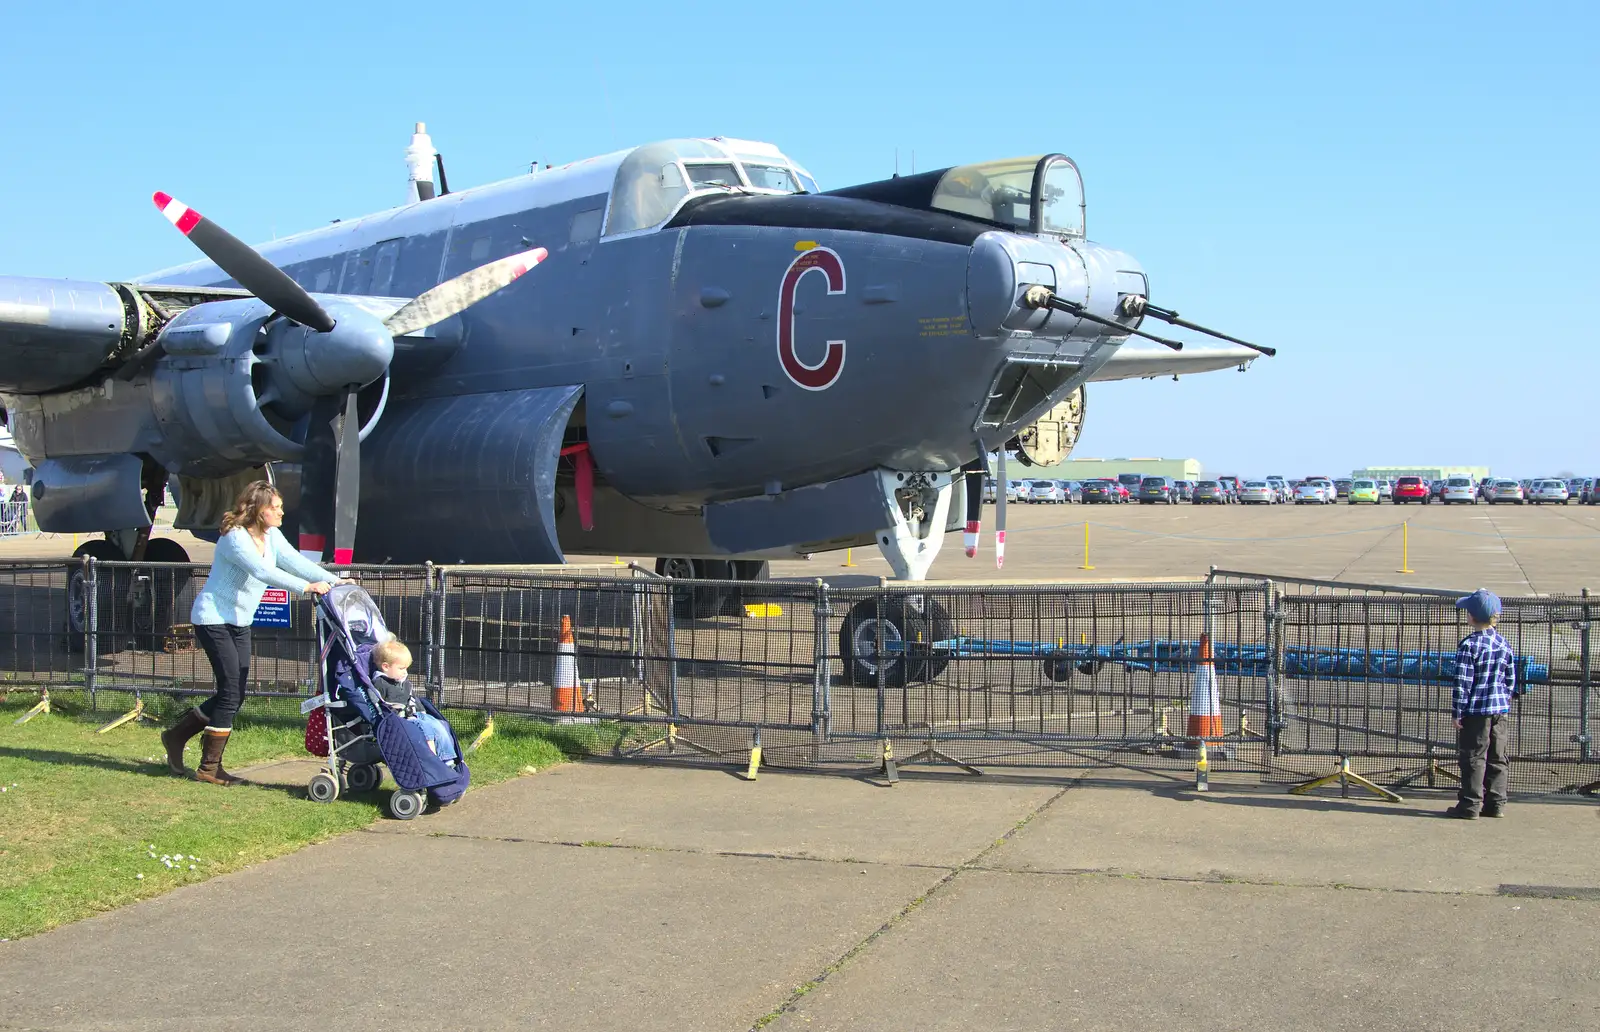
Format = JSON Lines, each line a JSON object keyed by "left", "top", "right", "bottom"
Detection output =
{"left": 252, "top": 587, "right": 291, "bottom": 627}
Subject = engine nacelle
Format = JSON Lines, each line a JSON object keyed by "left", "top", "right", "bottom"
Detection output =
{"left": 0, "top": 277, "right": 136, "bottom": 393}
{"left": 149, "top": 297, "right": 394, "bottom": 476}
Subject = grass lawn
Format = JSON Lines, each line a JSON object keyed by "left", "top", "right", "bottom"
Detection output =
{"left": 0, "top": 689, "right": 627, "bottom": 940}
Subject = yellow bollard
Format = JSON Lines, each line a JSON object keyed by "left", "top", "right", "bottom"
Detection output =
{"left": 1079, "top": 522, "right": 1095, "bottom": 571}
{"left": 1397, "top": 520, "right": 1414, "bottom": 574}
{"left": 842, "top": 548, "right": 857, "bottom": 568}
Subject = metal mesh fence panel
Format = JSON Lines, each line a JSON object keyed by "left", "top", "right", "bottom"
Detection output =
{"left": 0, "top": 560, "right": 84, "bottom": 689}
{"left": 434, "top": 569, "right": 822, "bottom": 733}
{"left": 819, "top": 581, "right": 1275, "bottom": 773}
{"left": 1273, "top": 592, "right": 1598, "bottom": 793}
{"left": 85, "top": 561, "right": 432, "bottom": 708}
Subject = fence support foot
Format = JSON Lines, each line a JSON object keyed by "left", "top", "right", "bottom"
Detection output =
{"left": 468, "top": 713, "right": 495, "bottom": 753}
{"left": 898, "top": 735, "right": 983, "bottom": 777}
{"left": 96, "top": 697, "right": 155, "bottom": 734}
{"left": 1389, "top": 758, "right": 1461, "bottom": 792}
{"left": 13, "top": 690, "right": 49, "bottom": 725}
{"left": 625, "top": 723, "right": 723, "bottom": 760}
{"left": 1288, "top": 757, "right": 1403, "bottom": 803}
{"left": 880, "top": 739, "right": 899, "bottom": 785}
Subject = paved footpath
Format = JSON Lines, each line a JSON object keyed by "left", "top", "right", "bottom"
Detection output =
{"left": 3, "top": 761, "right": 1599, "bottom": 1031}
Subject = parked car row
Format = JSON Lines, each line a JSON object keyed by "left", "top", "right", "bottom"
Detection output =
{"left": 982, "top": 474, "right": 1600, "bottom": 506}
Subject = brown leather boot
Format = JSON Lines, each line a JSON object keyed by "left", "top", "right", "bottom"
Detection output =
{"left": 195, "top": 729, "right": 239, "bottom": 786}
{"left": 160, "top": 709, "right": 208, "bottom": 775}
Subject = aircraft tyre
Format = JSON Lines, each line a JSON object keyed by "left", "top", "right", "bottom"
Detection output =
{"left": 130, "top": 539, "right": 192, "bottom": 647}
{"left": 839, "top": 596, "right": 953, "bottom": 689}
{"left": 65, "top": 540, "right": 125, "bottom": 652}
{"left": 655, "top": 557, "right": 735, "bottom": 619}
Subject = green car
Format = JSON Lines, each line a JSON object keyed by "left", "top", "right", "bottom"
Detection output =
{"left": 1349, "top": 479, "right": 1380, "bottom": 504}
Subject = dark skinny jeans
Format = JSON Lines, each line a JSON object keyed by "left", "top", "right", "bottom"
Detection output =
{"left": 1457, "top": 713, "right": 1510, "bottom": 814}
{"left": 194, "top": 623, "right": 252, "bottom": 730}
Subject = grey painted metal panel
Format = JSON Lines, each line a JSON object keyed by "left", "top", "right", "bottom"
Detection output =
{"left": 30, "top": 453, "right": 151, "bottom": 533}
{"left": 356, "top": 385, "right": 582, "bottom": 564}
{"left": 704, "top": 471, "right": 896, "bottom": 554}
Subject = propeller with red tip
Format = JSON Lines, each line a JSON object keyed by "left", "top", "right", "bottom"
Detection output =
{"left": 152, "top": 191, "right": 548, "bottom": 563}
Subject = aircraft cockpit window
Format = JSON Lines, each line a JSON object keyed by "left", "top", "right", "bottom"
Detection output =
{"left": 743, "top": 164, "right": 801, "bottom": 192}
{"left": 930, "top": 154, "right": 1085, "bottom": 238}
{"left": 685, "top": 163, "right": 743, "bottom": 188}
{"left": 796, "top": 171, "right": 819, "bottom": 194}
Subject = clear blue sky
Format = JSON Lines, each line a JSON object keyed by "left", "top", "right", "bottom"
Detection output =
{"left": 2, "top": 1, "right": 1594, "bottom": 476}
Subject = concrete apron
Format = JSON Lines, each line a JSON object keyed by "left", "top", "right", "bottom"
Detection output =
{"left": 1, "top": 763, "right": 1597, "bottom": 1031}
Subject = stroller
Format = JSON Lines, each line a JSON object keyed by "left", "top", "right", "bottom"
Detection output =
{"left": 301, "top": 584, "right": 470, "bottom": 819}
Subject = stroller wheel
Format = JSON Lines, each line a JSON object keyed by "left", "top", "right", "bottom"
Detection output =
{"left": 388, "top": 790, "right": 425, "bottom": 820}
{"left": 307, "top": 772, "right": 340, "bottom": 803}
{"left": 345, "top": 763, "right": 381, "bottom": 794}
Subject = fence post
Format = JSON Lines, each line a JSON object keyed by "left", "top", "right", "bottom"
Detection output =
{"left": 812, "top": 579, "right": 831, "bottom": 739}
{"left": 1265, "top": 579, "right": 1284, "bottom": 753}
{"left": 85, "top": 556, "right": 98, "bottom": 708}
{"left": 1579, "top": 588, "right": 1592, "bottom": 763}
{"left": 422, "top": 562, "right": 437, "bottom": 703}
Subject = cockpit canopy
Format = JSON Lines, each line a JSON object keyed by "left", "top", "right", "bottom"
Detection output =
{"left": 928, "top": 155, "right": 1084, "bottom": 238}
{"left": 605, "top": 138, "right": 819, "bottom": 237}
{"left": 826, "top": 154, "right": 1086, "bottom": 239}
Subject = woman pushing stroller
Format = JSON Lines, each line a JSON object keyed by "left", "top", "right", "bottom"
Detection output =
{"left": 161, "top": 481, "right": 348, "bottom": 785}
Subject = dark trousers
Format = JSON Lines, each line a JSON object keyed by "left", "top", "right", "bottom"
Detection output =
{"left": 1457, "top": 713, "right": 1510, "bottom": 813}
{"left": 194, "top": 623, "right": 252, "bottom": 730}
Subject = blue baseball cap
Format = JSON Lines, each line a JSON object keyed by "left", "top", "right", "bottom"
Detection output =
{"left": 1456, "top": 588, "right": 1502, "bottom": 623}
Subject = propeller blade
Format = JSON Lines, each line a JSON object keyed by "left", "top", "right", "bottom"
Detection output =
{"left": 994, "top": 450, "right": 1008, "bottom": 570}
{"left": 332, "top": 388, "right": 360, "bottom": 565}
{"left": 963, "top": 468, "right": 983, "bottom": 558}
{"left": 152, "top": 192, "right": 336, "bottom": 333}
{"left": 384, "top": 246, "right": 548, "bottom": 337}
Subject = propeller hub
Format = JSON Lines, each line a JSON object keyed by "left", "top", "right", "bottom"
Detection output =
{"left": 262, "top": 302, "right": 394, "bottom": 416}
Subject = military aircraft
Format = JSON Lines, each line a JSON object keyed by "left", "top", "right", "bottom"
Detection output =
{"left": 0, "top": 127, "right": 1270, "bottom": 640}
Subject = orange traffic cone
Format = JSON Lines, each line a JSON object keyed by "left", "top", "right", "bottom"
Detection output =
{"left": 552, "top": 616, "right": 583, "bottom": 714}
{"left": 1186, "top": 632, "right": 1224, "bottom": 740}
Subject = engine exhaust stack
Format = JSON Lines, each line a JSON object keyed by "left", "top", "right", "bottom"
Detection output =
{"left": 405, "top": 122, "right": 437, "bottom": 203}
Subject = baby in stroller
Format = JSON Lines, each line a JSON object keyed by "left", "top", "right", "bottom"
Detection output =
{"left": 304, "top": 584, "right": 469, "bottom": 820}
{"left": 370, "top": 639, "right": 457, "bottom": 763}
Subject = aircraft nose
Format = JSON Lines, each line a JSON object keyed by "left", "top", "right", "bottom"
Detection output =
{"left": 967, "top": 232, "right": 1145, "bottom": 338}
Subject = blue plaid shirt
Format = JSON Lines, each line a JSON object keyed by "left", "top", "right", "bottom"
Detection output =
{"left": 1453, "top": 628, "right": 1517, "bottom": 719}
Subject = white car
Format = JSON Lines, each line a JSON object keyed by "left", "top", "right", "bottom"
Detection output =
{"left": 1294, "top": 482, "right": 1328, "bottom": 504}
{"left": 1265, "top": 477, "right": 1289, "bottom": 503}
{"left": 1030, "top": 480, "right": 1066, "bottom": 503}
{"left": 1441, "top": 477, "right": 1478, "bottom": 504}
{"left": 1530, "top": 479, "right": 1570, "bottom": 504}
{"left": 1490, "top": 480, "right": 1525, "bottom": 504}
{"left": 1240, "top": 481, "right": 1275, "bottom": 504}
{"left": 1304, "top": 478, "right": 1335, "bottom": 502}
{"left": 1014, "top": 480, "right": 1037, "bottom": 503}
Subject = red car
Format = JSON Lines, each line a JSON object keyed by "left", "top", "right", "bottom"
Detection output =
{"left": 1393, "top": 476, "right": 1431, "bottom": 504}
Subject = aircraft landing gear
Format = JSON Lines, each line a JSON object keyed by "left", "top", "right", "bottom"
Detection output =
{"left": 654, "top": 557, "right": 769, "bottom": 619}
{"left": 65, "top": 536, "right": 192, "bottom": 651}
{"left": 871, "top": 470, "right": 953, "bottom": 582}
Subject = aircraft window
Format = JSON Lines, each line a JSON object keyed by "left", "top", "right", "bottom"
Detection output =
{"left": 796, "top": 171, "right": 820, "bottom": 194}
{"left": 569, "top": 208, "right": 603, "bottom": 243}
{"left": 931, "top": 157, "right": 1039, "bottom": 231}
{"left": 930, "top": 155, "right": 1085, "bottom": 237}
{"left": 685, "top": 163, "right": 742, "bottom": 188}
{"left": 1038, "top": 157, "right": 1085, "bottom": 238}
{"left": 744, "top": 164, "right": 800, "bottom": 192}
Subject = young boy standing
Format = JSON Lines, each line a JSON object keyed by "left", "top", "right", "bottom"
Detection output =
{"left": 1447, "top": 589, "right": 1517, "bottom": 819}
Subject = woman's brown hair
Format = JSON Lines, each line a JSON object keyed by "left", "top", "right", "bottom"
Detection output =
{"left": 219, "top": 480, "right": 280, "bottom": 535}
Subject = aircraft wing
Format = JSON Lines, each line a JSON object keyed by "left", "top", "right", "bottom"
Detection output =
{"left": 1089, "top": 344, "right": 1258, "bottom": 382}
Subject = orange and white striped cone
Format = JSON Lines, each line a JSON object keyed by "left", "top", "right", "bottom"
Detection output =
{"left": 1186, "top": 632, "right": 1225, "bottom": 741}
{"left": 552, "top": 615, "right": 583, "bottom": 715}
